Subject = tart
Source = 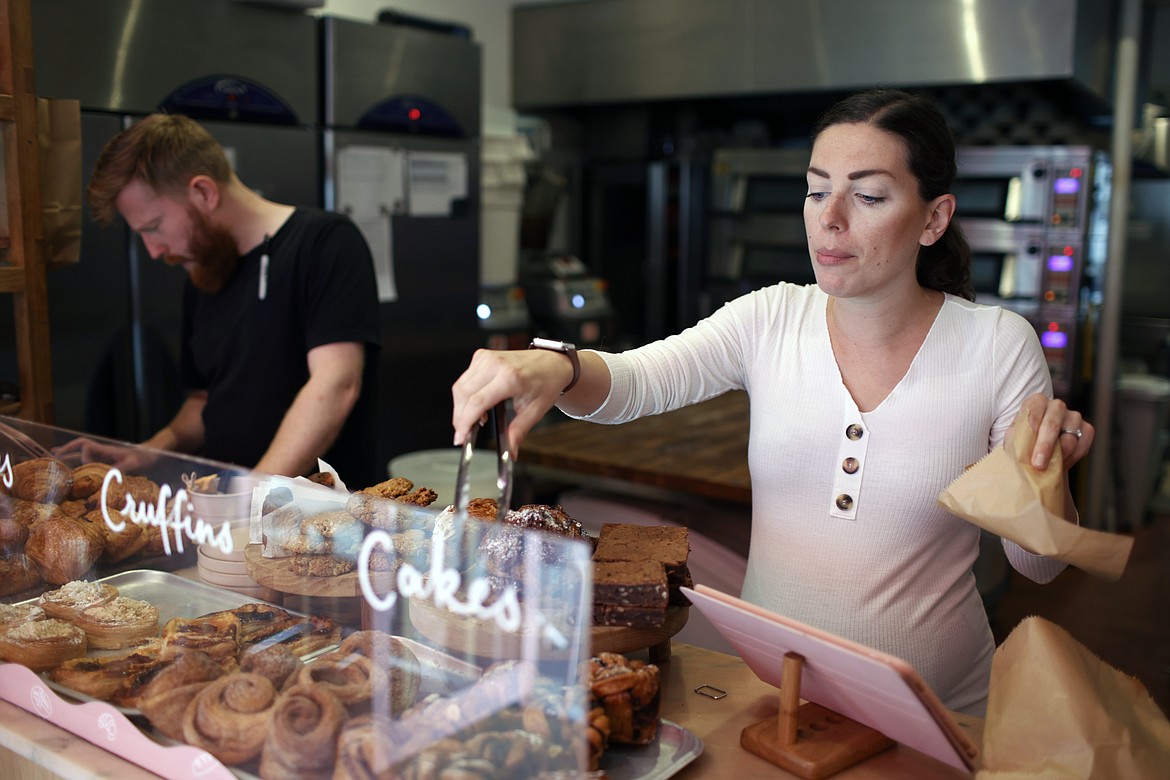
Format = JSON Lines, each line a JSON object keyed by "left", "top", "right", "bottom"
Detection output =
{"left": 74, "top": 596, "right": 160, "bottom": 650}
{"left": 0, "top": 618, "right": 87, "bottom": 671}
{"left": 37, "top": 579, "right": 118, "bottom": 621}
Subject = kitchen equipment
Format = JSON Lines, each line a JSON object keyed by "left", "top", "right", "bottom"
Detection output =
{"left": 520, "top": 253, "right": 616, "bottom": 347}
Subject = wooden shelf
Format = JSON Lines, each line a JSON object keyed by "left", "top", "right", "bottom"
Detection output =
{"left": 1, "top": 0, "right": 54, "bottom": 424}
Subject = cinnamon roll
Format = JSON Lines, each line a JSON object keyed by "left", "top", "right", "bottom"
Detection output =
{"left": 333, "top": 714, "right": 399, "bottom": 780}
{"left": 182, "top": 672, "right": 279, "bottom": 766}
{"left": 292, "top": 652, "right": 388, "bottom": 717}
{"left": 258, "top": 683, "right": 347, "bottom": 780}
{"left": 138, "top": 681, "right": 213, "bottom": 742}
{"left": 336, "top": 630, "right": 422, "bottom": 716}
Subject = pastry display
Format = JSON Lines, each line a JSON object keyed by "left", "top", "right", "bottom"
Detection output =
{"left": 77, "top": 509, "right": 149, "bottom": 564}
{"left": 37, "top": 579, "right": 119, "bottom": 621}
{"left": 258, "top": 682, "right": 347, "bottom": 780}
{"left": 0, "top": 617, "right": 87, "bottom": 671}
{"left": 346, "top": 477, "right": 438, "bottom": 532}
{"left": 73, "top": 595, "right": 161, "bottom": 650}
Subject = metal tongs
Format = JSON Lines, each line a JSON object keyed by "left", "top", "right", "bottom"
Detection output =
{"left": 453, "top": 401, "right": 513, "bottom": 522}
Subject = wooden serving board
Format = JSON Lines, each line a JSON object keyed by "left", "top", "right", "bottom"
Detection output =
{"left": 244, "top": 544, "right": 395, "bottom": 598}
{"left": 409, "top": 595, "right": 688, "bottom": 659}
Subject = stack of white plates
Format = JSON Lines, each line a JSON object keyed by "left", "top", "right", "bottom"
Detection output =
{"left": 197, "top": 525, "right": 276, "bottom": 602}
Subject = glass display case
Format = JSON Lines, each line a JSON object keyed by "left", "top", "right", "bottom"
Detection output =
{"left": 0, "top": 415, "right": 692, "bottom": 779}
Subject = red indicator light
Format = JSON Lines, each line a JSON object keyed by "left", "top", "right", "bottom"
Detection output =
{"left": 408, "top": 108, "right": 422, "bottom": 121}
{"left": 1047, "top": 322, "right": 1060, "bottom": 331}
{"left": 1063, "top": 245, "right": 1074, "bottom": 256}
{"left": 1070, "top": 167, "right": 1083, "bottom": 178}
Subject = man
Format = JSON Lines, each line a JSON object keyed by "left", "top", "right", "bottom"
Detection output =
{"left": 84, "top": 113, "right": 381, "bottom": 488}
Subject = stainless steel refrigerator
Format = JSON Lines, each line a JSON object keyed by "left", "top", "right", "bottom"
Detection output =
{"left": 321, "top": 15, "right": 483, "bottom": 466}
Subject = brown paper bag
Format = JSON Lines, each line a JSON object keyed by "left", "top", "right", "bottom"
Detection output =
{"left": 938, "top": 410, "right": 1133, "bottom": 581}
{"left": 977, "top": 616, "right": 1170, "bottom": 778}
{"left": 37, "top": 97, "right": 83, "bottom": 268}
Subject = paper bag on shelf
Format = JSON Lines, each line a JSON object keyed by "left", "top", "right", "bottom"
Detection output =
{"left": 37, "top": 97, "right": 83, "bottom": 268}
{"left": 977, "top": 616, "right": 1170, "bottom": 779}
{"left": 937, "top": 410, "right": 1133, "bottom": 581}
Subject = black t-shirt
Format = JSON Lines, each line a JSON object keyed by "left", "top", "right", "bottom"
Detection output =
{"left": 181, "top": 208, "right": 382, "bottom": 488}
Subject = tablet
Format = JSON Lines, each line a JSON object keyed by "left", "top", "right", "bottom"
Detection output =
{"left": 682, "top": 584, "right": 979, "bottom": 773}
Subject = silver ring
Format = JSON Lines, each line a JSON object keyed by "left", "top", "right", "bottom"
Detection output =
{"left": 1060, "top": 428, "right": 1083, "bottom": 439}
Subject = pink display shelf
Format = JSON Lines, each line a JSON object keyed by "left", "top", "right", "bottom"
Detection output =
{"left": 0, "top": 663, "right": 236, "bottom": 780}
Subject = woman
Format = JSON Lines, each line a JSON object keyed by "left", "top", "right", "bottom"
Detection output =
{"left": 451, "top": 88, "right": 1093, "bottom": 715}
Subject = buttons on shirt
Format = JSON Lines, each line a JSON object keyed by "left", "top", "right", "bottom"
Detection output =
{"left": 842, "top": 457, "right": 859, "bottom": 474}
{"left": 835, "top": 494, "right": 854, "bottom": 511}
{"left": 845, "top": 423, "right": 864, "bottom": 441}
{"left": 832, "top": 418, "right": 867, "bottom": 520}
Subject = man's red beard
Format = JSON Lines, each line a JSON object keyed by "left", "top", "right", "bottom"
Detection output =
{"left": 164, "top": 206, "right": 241, "bottom": 294}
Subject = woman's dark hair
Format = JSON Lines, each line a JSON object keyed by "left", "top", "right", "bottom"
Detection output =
{"left": 812, "top": 88, "right": 974, "bottom": 301}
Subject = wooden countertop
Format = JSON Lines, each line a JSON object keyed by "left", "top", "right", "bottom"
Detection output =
{"left": 0, "top": 641, "right": 980, "bottom": 779}
{"left": 520, "top": 390, "right": 752, "bottom": 505}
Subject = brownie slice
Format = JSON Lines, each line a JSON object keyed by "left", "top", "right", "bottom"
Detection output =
{"left": 594, "top": 603, "right": 667, "bottom": 629}
{"left": 593, "top": 559, "right": 668, "bottom": 608}
{"left": 594, "top": 523, "right": 690, "bottom": 568}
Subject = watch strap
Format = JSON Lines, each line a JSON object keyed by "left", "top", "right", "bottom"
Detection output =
{"left": 529, "top": 339, "right": 581, "bottom": 395}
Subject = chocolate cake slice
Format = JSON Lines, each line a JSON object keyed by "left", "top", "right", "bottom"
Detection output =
{"left": 593, "top": 559, "right": 669, "bottom": 609}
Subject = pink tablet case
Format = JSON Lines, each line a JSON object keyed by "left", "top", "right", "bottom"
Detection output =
{"left": 683, "top": 584, "right": 979, "bottom": 773}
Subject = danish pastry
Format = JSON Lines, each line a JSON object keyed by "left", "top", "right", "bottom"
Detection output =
{"left": 238, "top": 643, "right": 303, "bottom": 690}
{"left": 0, "top": 601, "right": 44, "bottom": 631}
{"left": 292, "top": 651, "right": 388, "bottom": 716}
{"left": 336, "top": 630, "right": 422, "bottom": 716}
{"left": 114, "top": 647, "right": 223, "bottom": 709}
{"left": 160, "top": 612, "right": 242, "bottom": 667}
{"left": 49, "top": 642, "right": 163, "bottom": 701}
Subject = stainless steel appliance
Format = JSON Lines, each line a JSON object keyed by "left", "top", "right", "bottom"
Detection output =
{"left": 954, "top": 146, "right": 1109, "bottom": 399}
{"left": 1, "top": 0, "right": 320, "bottom": 440}
{"left": 519, "top": 253, "right": 615, "bottom": 348}
{"left": 321, "top": 15, "right": 482, "bottom": 463}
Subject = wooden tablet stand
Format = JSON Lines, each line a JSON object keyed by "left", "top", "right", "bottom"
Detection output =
{"left": 741, "top": 652, "right": 895, "bottom": 779}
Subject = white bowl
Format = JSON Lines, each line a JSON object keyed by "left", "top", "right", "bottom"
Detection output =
{"left": 198, "top": 524, "right": 251, "bottom": 563}
{"left": 189, "top": 490, "right": 252, "bottom": 525}
{"left": 197, "top": 549, "right": 248, "bottom": 576}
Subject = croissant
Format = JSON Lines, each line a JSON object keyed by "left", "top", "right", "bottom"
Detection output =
{"left": 70, "top": 462, "right": 113, "bottom": 500}
{"left": 78, "top": 509, "right": 148, "bottom": 564}
{"left": 0, "top": 553, "right": 42, "bottom": 598}
{"left": 9, "top": 457, "right": 73, "bottom": 504}
{"left": 25, "top": 517, "right": 105, "bottom": 585}
{"left": 182, "top": 672, "right": 279, "bottom": 765}
{"left": 258, "top": 683, "right": 347, "bottom": 780}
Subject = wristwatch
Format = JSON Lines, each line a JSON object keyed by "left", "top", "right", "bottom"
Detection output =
{"left": 529, "top": 337, "right": 581, "bottom": 395}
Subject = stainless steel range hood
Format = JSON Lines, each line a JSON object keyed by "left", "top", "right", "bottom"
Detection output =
{"left": 513, "top": 0, "right": 1115, "bottom": 111}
